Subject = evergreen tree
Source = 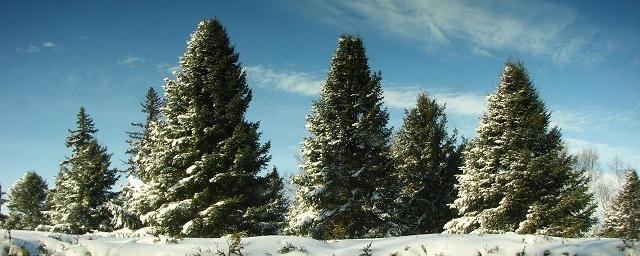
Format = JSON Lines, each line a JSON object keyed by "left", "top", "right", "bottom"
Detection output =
{"left": 4, "top": 171, "right": 48, "bottom": 230}
{"left": 144, "top": 18, "right": 271, "bottom": 237}
{"left": 112, "top": 87, "right": 164, "bottom": 230}
{"left": 244, "top": 167, "right": 289, "bottom": 235}
{"left": 445, "top": 61, "right": 595, "bottom": 237}
{"left": 391, "top": 92, "right": 463, "bottom": 235}
{"left": 126, "top": 87, "right": 163, "bottom": 179}
{"left": 47, "top": 107, "right": 119, "bottom": 234}
{"left": 287, "top": 35, "right": 395, "bottom": 239}
{"left": 601, "top": 170, "right": 640, "bottom": 239}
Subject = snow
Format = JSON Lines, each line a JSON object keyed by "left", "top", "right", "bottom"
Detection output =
{"left": 186, "top": 165, "right": 197, "bottom": 174}
{"left": 287, "top": 208, "right": 319, "bottom": 231}
{"left": 156, "top": 199, "right": 192, "bottom": 218}
{"left": 126, "top": 176, "right": 144, "bottom": 189}
{"left": 0, "top": 230, "right": 637, "bottom": 256}
{"left": 181, "top": 221, "right": 194, "bottom": 235}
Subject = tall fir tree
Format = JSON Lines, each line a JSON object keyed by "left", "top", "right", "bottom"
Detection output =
{"left": 601, "top": 170, "right": 640, "bottom": 239}
{"left": 287, "top": 35, "right": 395, "bottom": 239}
{"left": 47, "top": 107, "right": 119, "bottom": 234}
{"left": 4, "top": 171, "right": 48, "bottom": 230}
{"left": 445, "top": 61, "right": 595, "bottom": 237}
{"left": 143, "top": 18, "right": 273, "bottom": 237}
{"left": 391, "top": 92, "right": 463, "bottom": 235}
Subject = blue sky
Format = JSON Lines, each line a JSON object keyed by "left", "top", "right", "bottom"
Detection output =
{"left": 1, "top": 0, "right": 639, "bottom": 196}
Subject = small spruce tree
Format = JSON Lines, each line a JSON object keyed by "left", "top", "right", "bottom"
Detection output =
{"left": 47, "top": 107, "right": 119, "bottom": 234}
{"left": 4, "top": 171, "right": 48, "bottom": 230}
{"left": 601, "top": 169, "right": 640, "bottom": 239}
{"left": 288, "top": 35, "right": 395, "bottom": 239}
{"left": 391, "top": 92, "right": 463, "bottom": 235}
{"left": 445, "top": 61, "right": 595, "bottom": 237}
{"left": 245, "top": 167, "right": 290, "bottom": 235}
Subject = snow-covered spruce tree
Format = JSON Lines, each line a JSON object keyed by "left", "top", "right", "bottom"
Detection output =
{"left": 4, "top": 171, "right": 48, "bottom": 230}
{"left": 391, "top": 92, "right": 463, "bottom": 235}
{"left": 445, "top": 61, "right": 595, "bottom": 237}
{"left": 143, "top": 19, "right": 271, "bottom": 237}
{"left": 244, "top": 167, "right": 289, "bottom": 236}
{"left": 601, "top": 169, "right": 640, "bottom": 239}
{"left": 47, "top": 107, "right": 119, "bottom": 234}
{"left": 287, "top": 35, "right": 395, "bottom": 239}
{"left": 110, "top": 87, "right": 164, "bottom": 230}
{"left": 126, "top": 87, "right": 163, "bottom": 179}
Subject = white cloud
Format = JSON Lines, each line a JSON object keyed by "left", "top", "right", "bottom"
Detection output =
{"left": 246, "top": 66, "right": 485, "bottom": 116}
{"left": 384, "top": 87, "right": 486, "bottom": 116}
{"left": 245, "top": 65, "right": 322, "bottom": 96}
{"left": 381, "top": 87, "right": 420, "bottom": 109}
{"left": 118, "top": 56, "right": 144, "bottom": 65}
{"left": 305, "top": 0, "right": 597, "bottom": 64}
{"left": 433, "top": 90, "right": 487, "bottom": 116}
{"left": 42, "top": 41, "right": 56, "bottom": 48}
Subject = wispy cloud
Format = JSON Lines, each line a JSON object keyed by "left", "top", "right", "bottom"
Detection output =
{"left": 245, "top": 65, "right": 323, "bottom": 96}
{"left": 118, "top": 56, "right": 144, "bottom": 65}
{"left": 302, "top": 0, "right": 599, "bottom": 64}
{"left": 471, "top": 47, "right": 494, "bottom": 58}
{"left": 552, "top": 106, "right": 639, "bottom": 168}
{"left": 17, "top": 41, "right": 58, "bottom": 53}
{"left": 155, "top": 63, "right": 180, "bottom": 74}
{"left": 565, "top": 138, "right": 640, "bottom": 170}
{"left": 17, "top": 45, "right": 41, "bottom": 53}
{"left": 551, "top": 107, "right": 638, "bottom": 133}
{"left": 384, "top": 87, "right": 486, "bottom": 116}
{"left": 246, "top": 65, "right": 485, "bottom": 116}
{"left": 42, "top": 41, "right": 56, "bottom": 48}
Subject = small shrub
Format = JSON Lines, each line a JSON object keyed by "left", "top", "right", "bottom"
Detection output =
{"left": 516, "top": 244, "right": 526, "bottom": 256}
{"left": 277, "top": 241, "right": 308, "bottom": 255}
{"left": 38, "top": 242, "right": 49, "bottom": 256}
{"left": 616, "top": 239, "right": 636, "bottom": 252}
{"left": 359, "top": 242, "right": 372, "bottom": 256}
{"left": 190, "top": 247, "right": 214, "bottom": 256}
{"left": 7, "top": 245, "right": 29, "bottom": 256}
{"left": 482, "top": 244, "right": 499, "bottom": 254}
{"left": 216, "top": 233, "right": 244, "bottom": 256}
{"left": 420, "top": 244, "right": 427, "bottom": 255}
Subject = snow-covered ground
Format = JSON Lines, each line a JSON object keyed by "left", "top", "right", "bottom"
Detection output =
{"left": 0, "top": 230, "right": 637, "bottom": 256}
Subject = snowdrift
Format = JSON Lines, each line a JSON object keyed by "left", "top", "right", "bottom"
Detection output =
{"left": 1, "top": 230, "right": 637, "bottom": 256}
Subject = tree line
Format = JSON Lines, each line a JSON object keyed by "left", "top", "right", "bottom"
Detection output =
{"left": 1, "top": 18, "right": 638, "bottom": 240}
